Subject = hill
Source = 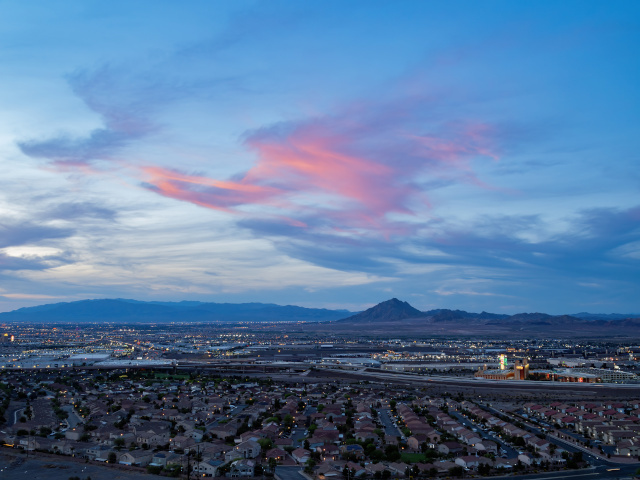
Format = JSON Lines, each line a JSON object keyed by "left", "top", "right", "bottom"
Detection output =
{"left": 337, "top": 298, "right": 423, "bottom": 323}
{"left": 0, "top": 299, "right": 353, "bottom": 323}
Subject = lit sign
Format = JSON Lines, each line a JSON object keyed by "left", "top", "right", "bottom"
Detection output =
{"left": 499, "top": 354, "right": 508, "bottom": 370}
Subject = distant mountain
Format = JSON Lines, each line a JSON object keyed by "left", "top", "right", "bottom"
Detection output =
{"left": 329, "top": 299, "right": 640, "bottom": 338}
{"left": 337, "top": 298, "right": 423, "bottom": 323}
{"left": 0, "top": 299, "right": 353, "bottom": 323}
{"left": 3, "top": 297, "right": 639, "bottom": 337}
{"left": 507, "top": 313, "right": 583, "bottom": 324}
{"left": 422, "top": 308, "right": 508, "bottom": 322}
{"left": 572, "top": 312, "right": 640, "bottom": 321}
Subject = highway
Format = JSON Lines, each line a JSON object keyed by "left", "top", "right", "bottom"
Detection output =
{"left": 494, "top": 465, "right": 637, "bottom": 480}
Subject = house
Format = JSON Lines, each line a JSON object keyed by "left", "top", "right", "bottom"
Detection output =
{"left": 225, "top": 440, "right": 261, "bottom": 461}
{"left": 170, "top": 435, "right": 197, "bottom": 452}
{"left": 136, "top": 431, "right": 167, "bottom": 447}
{"left": 194, "top": 459, "right": 225, "bottom": 477}
{"left": 459, "top": 430, "right": 482, "bottom": 445}
{"left": 346, "top": 461, "right": 368, "bottom": 477}
{"left": 119, "top": 449, "right": 154, "bottom": 466}
{"left": 340, "top": 444, "right": 365, "bottom": 459}
{"left": 316, "top": 463, "right": 341, "bottom": 478}
{"left": 365, "top": 463, "right": 388, "bottom": 476}
{"left": 209, "top": 424, "right": 237, "bottom": 439}
{"left": 493, "top": 458, "right": 516, "bottom": 470}
{"left": 150, "top": 452, "right": 182, "bottom": 467}
{"left": 227, "top": 459, "right": 255, "bottom": 477}
{"left": 617, "top": 440, "right": 640, "bottom": 456}
{"left": 317, "top": 443, "right": 340, "bottom": 461}
{"left": 292, "top": 447, "right": 311, "bottom": 464}
{"left": 475, "top": 440, "right": 498, "bottom": 455}
{"left": 266, "top": 447, "right": 286, "bottom": 462}
{"left": 455, "top": 456, "right": 493, "bottom": 469}
{"left": 85, "top": 444, "right": 113, "bottom": 461}
{"left": 53, "top": 440, "right": 88, "bottom": 457}
{"left": 438, "top": 441, "right": 464, "bottom": 455}
{"left": 187, "top": 428, "right": 204, "bottom": 442}
{"left": 65, "top": 428, "right": 83, "bottom": 441}
{"left": 518, "top": 453, "right": 542, "bottom": 466}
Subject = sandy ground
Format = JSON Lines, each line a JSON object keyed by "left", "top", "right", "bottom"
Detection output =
{"left": 0, "top": 452, "right": 152, "bottom": 480}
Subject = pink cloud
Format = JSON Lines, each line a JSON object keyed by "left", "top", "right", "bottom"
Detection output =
{"left": 142, "top": 166, "right": 284, "bottom": 213}
{"left": 142, "top": 99, "right": 499, "bottom": 238}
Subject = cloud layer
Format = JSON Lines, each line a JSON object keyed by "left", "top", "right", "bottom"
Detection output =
{"left": 3, "top": 0, "right": 639, "bottom": 313}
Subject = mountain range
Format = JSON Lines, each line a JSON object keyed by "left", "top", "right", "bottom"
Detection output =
{"left": 327, "top": 298, "right": 640, "bottom": 337}
{"left": 0, "top": 297, "right": 638, "bottom": 337}
{"left": 0, "top": 298, "right": 350, "bottom": 323}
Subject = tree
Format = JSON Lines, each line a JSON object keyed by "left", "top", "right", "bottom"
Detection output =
{"left": 258, "top": 438, "right": 274, "bottom": 453}
{"left": 304, "top": 459, "right": 316, "bottom": 474}
{"left": 448, "top": 466, "right": 464, "bottom": 477}
{"left": 478, "top": 462, "right": 491, "bottom": 475}
{"left": 384, "top": 444, "right": 401, "bottom": 462}
{"left": 108, "top": 452, "right": 117, "bottom": 464}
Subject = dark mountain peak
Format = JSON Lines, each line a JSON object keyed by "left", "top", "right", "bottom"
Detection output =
{"left": 381, "top": 298, "right": 410, "bottom": 308}
{"left": 338, "top": 298, "right": 423, "bottom": 323}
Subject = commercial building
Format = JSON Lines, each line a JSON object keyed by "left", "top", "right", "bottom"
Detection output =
{"left": 475, "top": 358, "right": 529, "bottom": 380}
{"left": 570, "top": 367, "right": 637, "bottom": 384}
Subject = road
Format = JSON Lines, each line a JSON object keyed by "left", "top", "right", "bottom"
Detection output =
{"left": 350, "top": 370, "right": 640, "bottom": 397}
{"left": 62, "top": 405, "right": 83, "bottom": 428}
{"left": 504, "top": 464, "right": 638, "bottom": 480}
{"left": 13, "top": 408, "right": 24, "bottom": 426}
{"left": 275, "top": 465, "right": 307, "bottom": 480}
{"left": 291, "top": 427, "right": 307, "bottom": 448}
{"left": 5, "top": 402, "right": 25, "bottom": 427}
{"left": 378, "top": 409, "right": 402, "bottom": 437}
{"left": 481, "top": 404, "right": 638, "bottom": 470}
{"left": 449, "top": 410, "right": 519, "bottom": 458}
{"left": 205, "top": 404, "right": 247, "bottom": 430}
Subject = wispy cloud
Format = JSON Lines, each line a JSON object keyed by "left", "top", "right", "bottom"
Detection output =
{"left": 18, "top": 65, "right": 156, "bottom": 167}
{"left": 0, "top": 221, "right": 73, "bottom": 249}
{"left": 142, "top": 95, "right": 499, "bottom": 239}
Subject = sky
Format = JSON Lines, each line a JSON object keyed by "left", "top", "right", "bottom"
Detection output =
{"left": 0, "top": 0, "right": 639, "bottom": 314}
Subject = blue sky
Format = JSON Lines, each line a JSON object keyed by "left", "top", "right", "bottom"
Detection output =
{"left": 1, "top": 0, "right": 638, "bottom": 314}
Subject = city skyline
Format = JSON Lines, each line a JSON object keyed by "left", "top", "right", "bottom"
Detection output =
{"left": 1, "top": 1, "right": 639, "bottom": 314}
